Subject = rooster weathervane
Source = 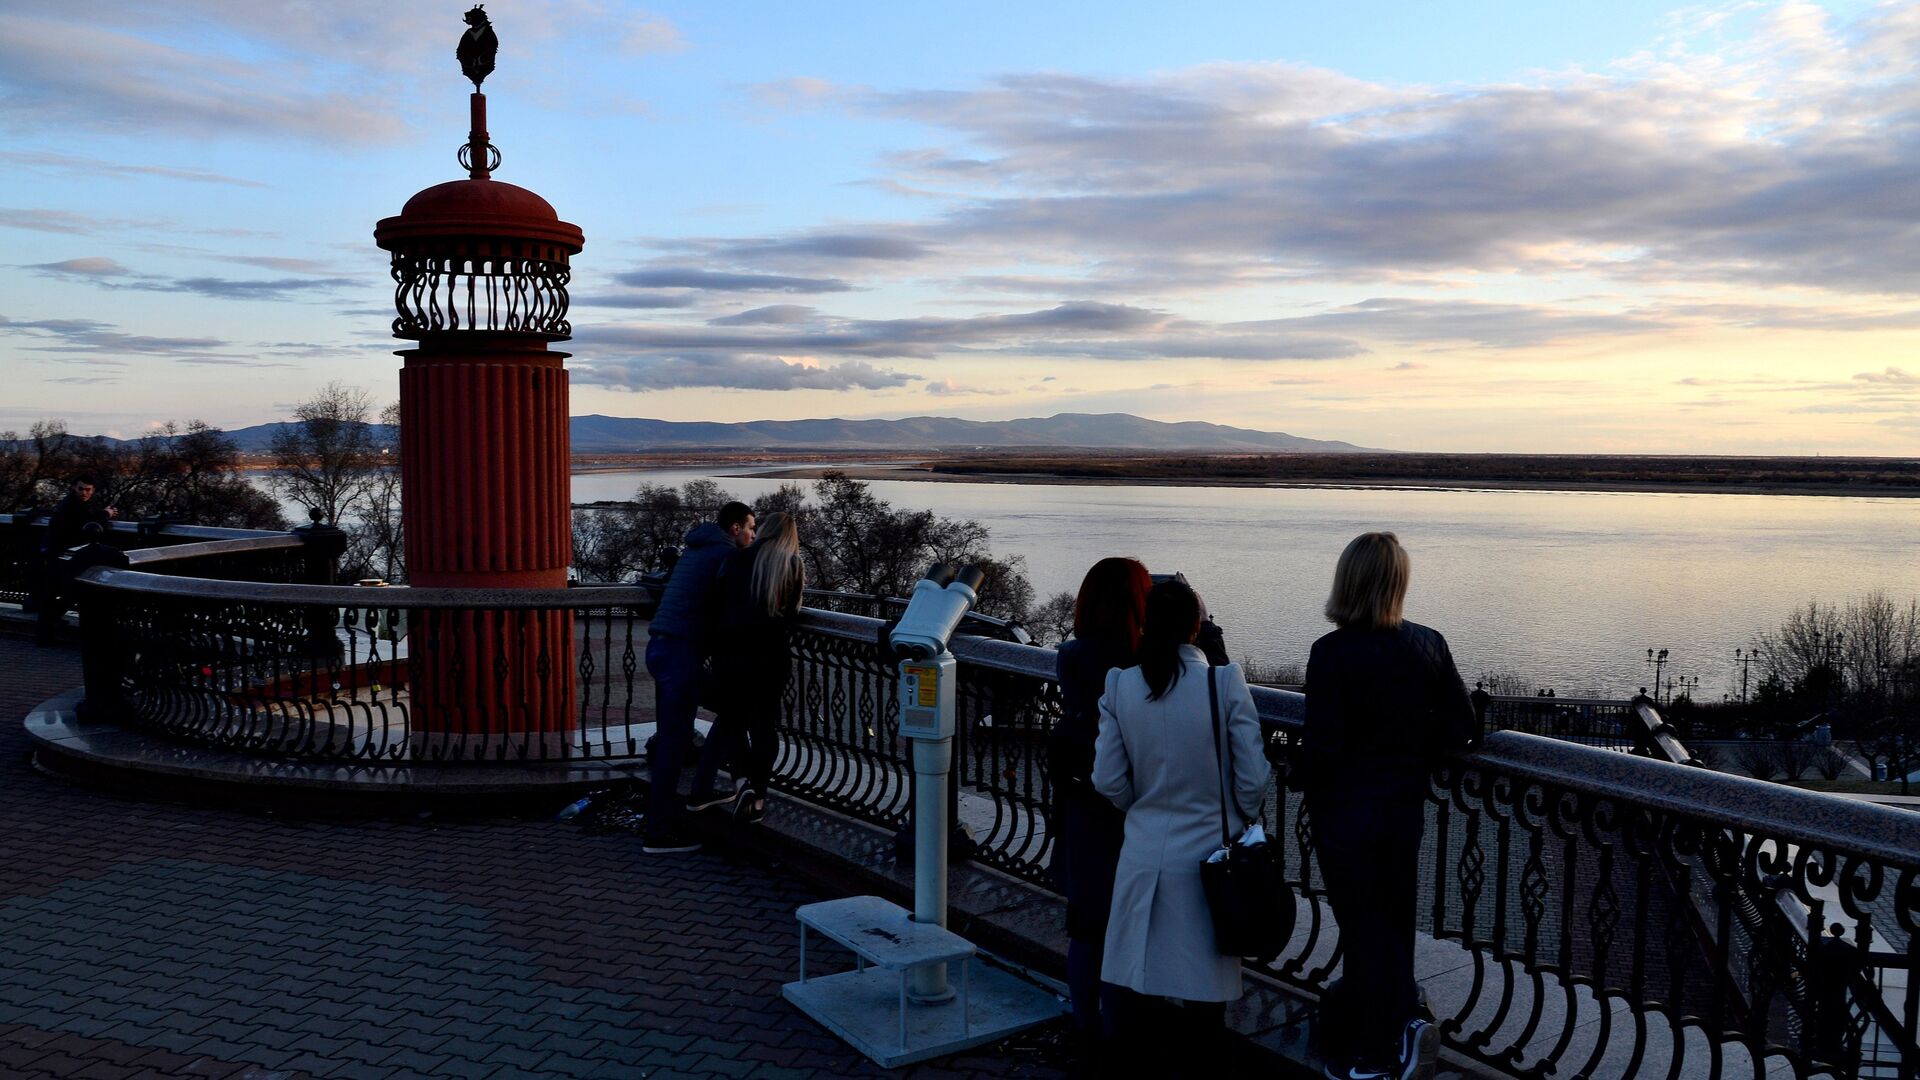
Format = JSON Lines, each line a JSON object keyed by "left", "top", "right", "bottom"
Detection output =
{"left": 457, "top": 6, "right": 498, "bottom": 89}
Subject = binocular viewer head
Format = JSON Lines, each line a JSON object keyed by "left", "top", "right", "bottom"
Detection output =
{"left": 888, "top": 562, "right": 986, "bottom": 661}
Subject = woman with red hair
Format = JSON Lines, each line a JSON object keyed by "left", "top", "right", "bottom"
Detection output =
{"left": 1048, "top": 556, "right": 1151, "bottom": 1056}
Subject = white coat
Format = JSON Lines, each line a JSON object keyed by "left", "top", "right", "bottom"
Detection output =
{"left": 1093, "top": 646, "right": 1268, "bottom": 1002}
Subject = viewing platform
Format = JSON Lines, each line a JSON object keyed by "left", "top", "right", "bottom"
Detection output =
{"left": 6, "top": 513, "right": 1919, "bottom": 1078}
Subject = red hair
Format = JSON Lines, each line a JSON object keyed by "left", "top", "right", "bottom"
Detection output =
{"left": 1073, "top": 557, "right": 1151, "bottom": 654}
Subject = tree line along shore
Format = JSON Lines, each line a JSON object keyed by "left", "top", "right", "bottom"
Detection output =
{"left": 881, "top": 452, "right": 1920, "bottom": 497}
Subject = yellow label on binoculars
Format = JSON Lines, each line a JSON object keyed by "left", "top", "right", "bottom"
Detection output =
{"left": 903, "top": 664, "right": 938, "bottom": 706}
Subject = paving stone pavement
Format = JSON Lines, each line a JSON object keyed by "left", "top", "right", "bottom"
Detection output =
{"left": 0, "top": 635, "right": 1072, "bottom": 1080}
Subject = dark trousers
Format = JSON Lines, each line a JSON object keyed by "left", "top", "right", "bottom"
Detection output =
{"left": 690, "top": 659, "right": 785, "bottom": 797}
{"left": 1064, "top": 938, "right": 1124, "bottom": 1040}
{"left": 1311, "top": 794, "right": 1425, "bottom": 1068}
{"left": 1109, "top": 990, "right": 1229, "bottom": 1077}
{"left": 644, "top": 632, "right": 702, "bottom": 828}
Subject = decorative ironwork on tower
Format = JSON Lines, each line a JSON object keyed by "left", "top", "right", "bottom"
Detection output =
{"left": 373, "top": 7, "right": 582, "bottom": 342}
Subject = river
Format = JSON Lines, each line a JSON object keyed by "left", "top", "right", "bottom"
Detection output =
{"left": 571, "top": 466, "right": 1920, "bottom": 699}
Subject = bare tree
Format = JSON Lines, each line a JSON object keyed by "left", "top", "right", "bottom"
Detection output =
{"left": 116, "top": 421, "right": 286, "bottom": 529}
{"left": 268, "top": 382, "right": 383, "bottom": 527}
{"left": 0, "top": 420, "right": 81, "bottom": 510}
{"left": 1029, "top": 590, "right": 1077, "bottom": 647}
{"left": 4, "top": 418, "right": 281, "bottom": 528}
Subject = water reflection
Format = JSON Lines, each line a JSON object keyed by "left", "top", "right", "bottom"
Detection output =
{"left": 572, "top": 467, "right": 1920, "bottom": 698}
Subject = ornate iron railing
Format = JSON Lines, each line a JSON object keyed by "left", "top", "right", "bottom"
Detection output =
{"left": 76, "top": 571, "right": 650, "bottom": 763}
{"left": 1483, "top": 694, "right": 1699, "bottom": 763}
{"left": 0, "top": 515, "right": 310, "bottom": 606}
{"left": 777, "top": 614, "right": 1918, "bottom": 1079}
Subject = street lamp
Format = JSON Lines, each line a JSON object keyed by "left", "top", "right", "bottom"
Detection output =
{"left": 1647, "top": 649, "right": 1670, "bottom": 706}
{"left": 1675, "top": 674, "right": 1701, "bottom": 703}
{"left": 1734, "top": 647, "right": 1761, "bottom": 704}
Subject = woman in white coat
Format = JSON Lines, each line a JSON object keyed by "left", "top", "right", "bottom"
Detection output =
{"left": 1093, "top": 577, "right": 1267, "bottom": 1062}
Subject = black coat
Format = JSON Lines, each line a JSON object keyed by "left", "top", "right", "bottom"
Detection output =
{"left": 43, "top": 493, "right": 112, "bottom": 554}
{"left": 1302, "top": 621, "right": 1478, "bottom": 804}
{"left": 1049, "top": 635, "right": 1132, "bottom": 941}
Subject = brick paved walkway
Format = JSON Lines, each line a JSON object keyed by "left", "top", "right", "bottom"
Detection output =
{"left": 0, "top": 635, "right": 1069, "bottom": 1080}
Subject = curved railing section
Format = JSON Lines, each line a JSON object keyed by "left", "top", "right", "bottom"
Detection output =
{"left": 1, "top": 514, "right": 317, "bottom": 605}
{"left": 776, "top": 614, "right": 1917, "bottom": 1079}
{"left": 76, "top": 569, "right": 650, "bottom": 763}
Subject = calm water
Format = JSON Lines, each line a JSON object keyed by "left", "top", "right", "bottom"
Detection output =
{"left": 573, "top": 466, "right": 1920, "bottom": 698}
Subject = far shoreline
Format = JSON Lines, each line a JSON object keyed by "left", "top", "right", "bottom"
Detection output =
{"left": 726, "top": 463, "right": 1920, "bottom": 499}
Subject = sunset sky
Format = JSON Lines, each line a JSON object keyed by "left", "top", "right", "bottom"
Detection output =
{"left": 3, "top": 0, "right": 1918, "bottom": 453}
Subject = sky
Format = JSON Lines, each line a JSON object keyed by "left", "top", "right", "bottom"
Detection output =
{"left": 3, "top": 0, "right": 1920, "bottom": 454}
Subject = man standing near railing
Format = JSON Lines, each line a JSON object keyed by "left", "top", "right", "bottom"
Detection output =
{"left": 641, "top": 500, "right": 755, "bottom": 854}
{"left": 35, "top": 476, "right": 115, "bottom": 645}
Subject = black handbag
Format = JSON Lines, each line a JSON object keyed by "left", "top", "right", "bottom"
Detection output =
{"left": 1198, "top": 666, "right": 1293, "bottom": 962}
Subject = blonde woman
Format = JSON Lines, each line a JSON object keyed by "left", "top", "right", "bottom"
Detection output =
{"left": 687, "top": 511, "right": 805, "bottom": 822}
{"left": 1307, "top": 533, "right": 1477, "bottom": 1080}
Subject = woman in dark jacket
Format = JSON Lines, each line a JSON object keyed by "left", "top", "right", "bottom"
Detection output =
{"left": 1048, "top": 556, "right": 1151, "bottom": 1049}
{"left": 689, "top": 512, "right": 805, "bottom": 821}
{"left": 1306, "top": 532, "right": 1478, "bottom": 1080}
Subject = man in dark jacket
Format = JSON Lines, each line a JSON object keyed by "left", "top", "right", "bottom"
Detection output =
{"left": 642, "top": 501, "right": 755, "bottom": 853}
{"left": 36, "top": 476, "right": 116, "bottom": 644}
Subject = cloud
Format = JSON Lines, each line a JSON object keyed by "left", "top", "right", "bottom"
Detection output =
{"left": 0, "top": 12, "right": 409, "bottom": 142}
{"left": 0, "top": 315, "right": 227, "bottom": 360}
{"left": 573, "top": 292, "right": 701, "bottom": 309}
{"left": 731, "top": 9, "right": 1920, "bottom": 297}
{"left": 579, "top": 300, "right": 1366, "bottom": 364}
{"left": 0, "top": 150, "right": 263, "bottom": 187}
{"left": 1856, "top": 367, "right": 1917, "bottom": 385}
{"left": 712, "top": 233, "right": 934, "bottom": 263}
{"left": 0, "top": 208, "right": 110, "bottom": 234}
{"left": 574, "top": 353, "right": 917, "bottom": 392}
{"left": 709, "top": 305, "right": 819, "bottom": 326}
{"left": 926, "top": 378, "right": 1011, "bottom": 397}
{"left": 1387, "top": 361, "right": 1426, "bottom": 371}
{"left": 621, "top": 14, "right": 687, "bottom": 55}
{"left": 1247, "top": 298, "right": 1669, "bottom": 349}
{"left": 165, "top": 276, "right": 358, "bottom": 300}
{"left": 215, "top": 256, "right": 338, "bottom": 274}
{"left": 612, "top": 267, "right": 855, "bottom": 293}
{"left": 750, "top": 76, "right": 843, "bottom": 110}
{"left": 28, "top": 257, "right": 133, "bottom": 277}
{"left": 24, "top": 259, "right": 361, "bottom": 300}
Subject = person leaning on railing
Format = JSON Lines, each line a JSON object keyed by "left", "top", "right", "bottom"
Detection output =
{"left": 641, "top": 500, "right": 755, "bottom": 855}
{"left": 35, "top": 475, "right": 116, "bottom": 645}
{"left": 687, "top": 510, "right": 805, "bottom": 825}
{"left": 1305, "top": 532, "right": 1478, "bottom": 1080}
{"left": 1048, "top": 556, "right": 1150, "bottom": 1059}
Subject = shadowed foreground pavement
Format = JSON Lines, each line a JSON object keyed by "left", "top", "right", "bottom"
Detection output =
{"left": 0, "top": 634, "right": 1067, "bottom": 1080}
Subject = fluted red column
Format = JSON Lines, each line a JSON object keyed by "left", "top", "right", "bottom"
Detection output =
{"left": 401, "top": 338, "right": 575, "bottom": 752}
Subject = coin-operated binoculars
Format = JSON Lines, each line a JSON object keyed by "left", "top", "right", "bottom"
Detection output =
{"left": 889, "top": 562, "right": 984, "bottom": 1003}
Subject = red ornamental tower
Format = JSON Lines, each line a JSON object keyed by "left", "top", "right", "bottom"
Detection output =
{"left": 374, "top": 16, "right": 584, "bottom": 756}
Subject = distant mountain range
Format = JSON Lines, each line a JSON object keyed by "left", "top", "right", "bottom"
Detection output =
{"left": 566, "top": 413, "right": 1369, "bottom": 453}
{"left": 79, "top": 413, "right": 1371, "bottom": 454}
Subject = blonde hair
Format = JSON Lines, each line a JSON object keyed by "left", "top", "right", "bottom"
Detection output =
{"left": 749, "top": 511, "right": 804, "bottom": 616}
{"left": 1324, "top": 531, "right": 1410, "bottom": 630}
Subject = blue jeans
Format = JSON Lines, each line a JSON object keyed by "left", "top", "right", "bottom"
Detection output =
{"left": 645, "top": 632, "right": 702, "bottom": 828}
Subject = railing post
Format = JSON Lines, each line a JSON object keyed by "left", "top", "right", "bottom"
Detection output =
{"left": 292, "top": 510, "right": 349, "bottom": 660}
{"left": 70, "top": 549, "right": 130, "bottom": 722}
{"left": 291, "top": 509, "right": 348, "bottom": 586}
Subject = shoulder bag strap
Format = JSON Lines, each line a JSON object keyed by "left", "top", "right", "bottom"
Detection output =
{"left": 1208, "top": 665, "right": 1233, "bottom": 848}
